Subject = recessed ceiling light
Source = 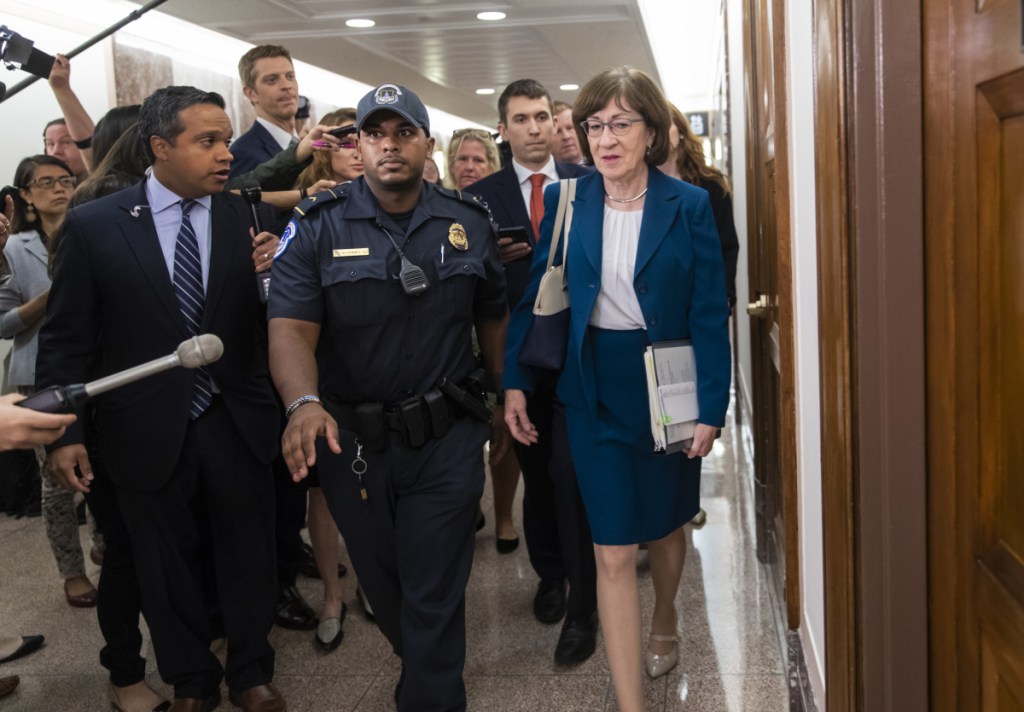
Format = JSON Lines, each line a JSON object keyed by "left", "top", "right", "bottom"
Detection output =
{"left": 346, "top": 18, "right": 375, "bottom": 28}
{"left": 477, "top": 11, "right": 506, "bottom": 21}
{"left": 559, "top": 83, "right": 579, "bottom": 91}
{"left": 475, "top": 88, "right": 496, "bottom": 95}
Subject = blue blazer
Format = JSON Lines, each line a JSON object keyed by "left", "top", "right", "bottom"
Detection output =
{"left": 504, "top": 167, "right": 731, "bottom": 428}
{"left": 228, "top": 120, "right": 283, "bottom": 179}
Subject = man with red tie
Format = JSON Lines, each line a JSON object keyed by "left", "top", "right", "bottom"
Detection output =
{"left": 464, "top": 79, "right": 597, "bottom": 666}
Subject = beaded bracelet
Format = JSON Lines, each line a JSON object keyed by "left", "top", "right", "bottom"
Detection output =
{"left": 285, "top": 394, "right": 322, "bottom": 418}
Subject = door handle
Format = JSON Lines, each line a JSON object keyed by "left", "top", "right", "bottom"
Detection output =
{"left": 747, "top": 294, "right": 770, "bottom": 318}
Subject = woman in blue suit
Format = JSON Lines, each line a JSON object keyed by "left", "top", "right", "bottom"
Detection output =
{"left": 504, "top": 67, "right": 731, "bottom": 711}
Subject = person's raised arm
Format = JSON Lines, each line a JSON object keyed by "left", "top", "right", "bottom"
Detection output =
{"left": 47, "top": 54, "right": 96, "bottom": 171}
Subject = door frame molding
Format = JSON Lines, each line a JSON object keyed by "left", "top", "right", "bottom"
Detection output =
{"left": 813, "top": 0, "right": 929, "bottom": 710}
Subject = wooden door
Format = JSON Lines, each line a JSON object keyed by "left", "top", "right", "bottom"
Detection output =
{"left": 743, "top": 0, "right": 799, "bottom": 627}
{"left": 926, "top": 0, "right": 1024, "bottom": 708}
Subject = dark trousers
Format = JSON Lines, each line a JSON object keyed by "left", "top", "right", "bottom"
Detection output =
{"left": 513, "top": 385, "right": 597, "bottom": 620}
{"left": 84, "top": 467, "right": 146, "bottom": 686}
{"left": 320, "top": 417, "right": 487, "bottom": 712}
{"left": 116, "top": 399, "right": 277, "bottom": 698}
{"left": 272, "top": 451, "right": 307, "bottom": 590}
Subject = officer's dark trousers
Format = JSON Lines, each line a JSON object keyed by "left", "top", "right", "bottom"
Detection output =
{"left": 321, "top": 417, "right": 487, "bottom": 712}
{"left": 512, "top": 383, "right": 598, "bottom": 621}
{"left": 116, "top": 398, "right": 277, "bottom": 698}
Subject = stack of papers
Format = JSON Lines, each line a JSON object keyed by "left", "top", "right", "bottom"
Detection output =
{"left": 643, "top": 340, "right": 698, "bottom": 454}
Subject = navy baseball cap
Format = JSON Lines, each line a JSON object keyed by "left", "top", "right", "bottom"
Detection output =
{"left": 356, "top": 84, "right": 431, "bottom": 137}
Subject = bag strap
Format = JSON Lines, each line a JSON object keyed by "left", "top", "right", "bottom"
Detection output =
{"left": 560, "top": 179, "right": 577, "bottom": 289}
{"left": 544, "top": 178, "right": 577, "bottom": 282}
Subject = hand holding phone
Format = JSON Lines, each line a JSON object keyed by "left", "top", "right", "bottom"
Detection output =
{"left": 496, "top": 226, "right": 533, "bottom": 264}
{"left": 498, "top": 226, "right": 532, "bottom": 246}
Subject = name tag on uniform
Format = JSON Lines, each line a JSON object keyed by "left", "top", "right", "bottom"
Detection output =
{"left": 333, "top": 248, "right": 370, "bottom": 258}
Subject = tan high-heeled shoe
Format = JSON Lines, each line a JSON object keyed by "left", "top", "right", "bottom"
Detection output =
{"left": 644, "top": 633, "right": 679, "bottom": 679}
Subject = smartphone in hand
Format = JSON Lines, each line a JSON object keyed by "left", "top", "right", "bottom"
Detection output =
{"left": 498, "top": 226, "right": 532, "bottom": 246}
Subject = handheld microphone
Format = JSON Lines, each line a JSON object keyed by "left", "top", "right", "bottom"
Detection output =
{"left": 241, "top": 185, "right": 272, "bottom": 304}
{"left": 19, "top": 334, "right": 224, "bottom": 414}
{"left": 240, "top": 185, "right": 264, "bottom": 233}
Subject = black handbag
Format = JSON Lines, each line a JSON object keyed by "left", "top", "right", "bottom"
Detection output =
{"left": 518, "top": 178, "right": 577, "bottom": 370}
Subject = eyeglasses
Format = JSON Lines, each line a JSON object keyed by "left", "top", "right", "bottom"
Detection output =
{"left": 451, "top": 128, "right": 495, "bottom": 142}
{"left": 25, "top": 175, "right": 76, "bottom": 191}
{"left": 579, "top": 118, "right": 644, "bottom": 138}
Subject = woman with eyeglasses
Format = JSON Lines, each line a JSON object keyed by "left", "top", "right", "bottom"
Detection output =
{"left": 0, "top": 155, "right": 99, "bottom": 609}
{"left": 504, "top": 67, "right": 731, "bottom": 712}
{"left": 295, "top": 108, "right": 364, "bottom": 194}
{"left": 444, "top": 128, "right": 501, "bottom": 190}
{"left": 446, "top": 128, "right": 524, "bottom": 552}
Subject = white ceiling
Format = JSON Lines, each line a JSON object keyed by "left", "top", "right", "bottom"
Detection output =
{"left": 130, "top": 0, "right": 664, "bottom": 127}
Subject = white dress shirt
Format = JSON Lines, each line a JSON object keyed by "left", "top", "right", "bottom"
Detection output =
{"left": 256, "top": 116, "right": 298, "bottom": 151}
{"left": 589, "top": 206, "right": 646, "bottom": 330}
{"left": 511, "top": 156, "right": 559, "bottom": 211}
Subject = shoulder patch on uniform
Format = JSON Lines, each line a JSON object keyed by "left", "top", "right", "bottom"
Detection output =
{"left": 273, "top": 219, "right": 298, "bottom": 260}
{"left": 292, "top": 186, "right": 349, "bottom": 219}
{"left": 432, "top": 184, "right": 498, "bottom": 233}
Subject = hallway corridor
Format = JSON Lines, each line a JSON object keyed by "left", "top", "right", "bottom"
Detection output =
{"left": 0, "top": 411, "right": 787, "bottom": 711}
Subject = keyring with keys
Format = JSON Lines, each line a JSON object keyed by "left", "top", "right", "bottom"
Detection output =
{"left": 352, "top": 438, "right": 369, "bottom": 503}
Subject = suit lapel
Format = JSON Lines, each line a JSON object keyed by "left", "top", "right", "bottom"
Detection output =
{"left": 204, "top": 193, "right": 242, "bottom": 328}
{"left": 24, "top": 234, "right": 50, "bottom": 268}
{"left": 634, "top": 168, "right": 679, "bottom": 278}
{"left": 118, "top": 184, "right": 188, "bottom": 335}
{"left": 494, "top": 167, "right": 532, "bottom": 230}
{"left": 572, "top": 174, "right": 603, "bottom": 279}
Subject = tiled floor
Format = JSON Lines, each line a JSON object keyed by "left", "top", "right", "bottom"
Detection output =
{"left": 0, "top": 411, "right": 787, "bottom": 711}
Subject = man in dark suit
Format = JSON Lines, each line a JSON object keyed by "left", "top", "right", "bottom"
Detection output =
{"left": 228, "top": 44, "right": 321, "bottom": 632}
{"left": 228, "top": 45, "right": 300, "bottom": 179}
{"left": 465, "top": 79, "right": 598, "bottom": 665}
{"left": 36, "top": 86, "right": 287, "bottom": 712}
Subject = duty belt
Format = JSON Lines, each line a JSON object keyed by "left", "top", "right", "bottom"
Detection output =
{"left": 323, "top": 372, "right": 491, "bottom": 452}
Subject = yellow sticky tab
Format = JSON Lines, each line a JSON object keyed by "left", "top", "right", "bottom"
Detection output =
{"left": 333, "top": 248, "right": 370, "bottom": 258}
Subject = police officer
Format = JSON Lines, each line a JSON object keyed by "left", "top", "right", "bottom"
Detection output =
{"left": 267, "top": 84, "right": 508, "bottom": 711}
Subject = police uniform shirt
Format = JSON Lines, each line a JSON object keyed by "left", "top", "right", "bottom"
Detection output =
{"left": 268, "top": 177, "right": 507, "bottom": 405}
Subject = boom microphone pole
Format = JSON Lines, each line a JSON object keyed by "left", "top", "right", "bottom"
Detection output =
{"left": 18, "top": 334, "right": 224, "bottom": 413}
{"left": 0, "top": 0, "right": 171, "bottom": 104}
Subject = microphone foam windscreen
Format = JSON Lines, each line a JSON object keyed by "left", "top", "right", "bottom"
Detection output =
{"left": 177, "top": 334, "right": 224, "bottom": 368}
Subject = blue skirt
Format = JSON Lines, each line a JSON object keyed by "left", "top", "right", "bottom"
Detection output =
{"left": 564, "top": 327, "right": 701, "bottom": 545}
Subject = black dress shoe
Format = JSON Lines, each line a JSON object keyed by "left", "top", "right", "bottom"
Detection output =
{"left": 274, "top": 585, "right": 318, "bottom": 630}
{"left": 297, "top": 542, "right": 347, "bottom": 579}
{"left": 0, "top": 635, "right": 44, "bottom": 664}
{"left": 496, "top": 536, "right": 520, "bottom": 554}
{"left": 554, "top": 612, "right": 598, "bottom": 665}
{"left": 533, "top": 578, "right": 567, "bottom": 624}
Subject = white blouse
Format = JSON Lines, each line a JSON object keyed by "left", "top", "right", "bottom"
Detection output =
{"left": 588, "top": 206, "right": 646, "bottom": 330}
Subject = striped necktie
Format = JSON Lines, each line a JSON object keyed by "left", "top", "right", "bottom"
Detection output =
{"left": 173, "top": 199, "right": 213, "bottom": 419}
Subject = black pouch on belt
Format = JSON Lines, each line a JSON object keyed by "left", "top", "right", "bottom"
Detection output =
{"left": 356, "top": 402, "right": 389, "bottom": 452}
{"left": 422, "top": 388, "right": 449, "bottom": 439}
{"left": 399, "top": 398, "right": 428, "bottom": 448}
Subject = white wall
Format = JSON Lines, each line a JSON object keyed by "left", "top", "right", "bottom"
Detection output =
{"left": 783, "top": 0, "right": 826, "bottom": 706}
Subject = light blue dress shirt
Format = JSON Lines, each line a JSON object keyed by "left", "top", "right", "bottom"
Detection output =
{"left": 145, "top": 173, "right": 213, "bottom": 289}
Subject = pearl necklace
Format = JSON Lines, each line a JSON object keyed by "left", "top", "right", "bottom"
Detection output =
{"left": 604, "top": 187, "right": 648, "bottom": 203}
